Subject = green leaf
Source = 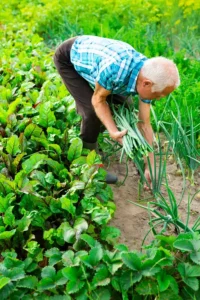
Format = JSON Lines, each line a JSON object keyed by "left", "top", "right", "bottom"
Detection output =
{"left": 81, "top": 246, "right": 103, "bottom": 268}
{"left": 3, "top": 206, "right": 15, "bottom": 227}
{"left": 0, "top": 277, "right": 10, "bottom": 289}
{"left": 121, "top": 252, "right": 142, "bottom": 271}
{"left": 156, "top": 270, "right": 173, "bottom": 292}
{"left": 0, "top": 175, "right": 16, "bottom": 195}
{"left": 136, "top": 278, "right": 158, "bottom": 295}
{"left": 67, "top": 280, "right": 85, "bottom": 294}
{"left": 38, "top": 278, "right": 55, "bottom": 291}
{"left": 100, "top": 226, "right": 121, "bottom": 245}
{"left": 45, "top": 158, "right": 64, "bottom": 173}
{"left": 86, "top": 150, "right": 97, "bottom": 165}
{"left": 41, "top": 266, "right": 56, "bottom": 279}
{"left": 0, "top": 194, "right": 14, "bottom": 213}
{"left": 92, "top": 265, "right": 110, "bottom": 287}
{"left": 61, "top": 197, "right": 76, "bottom": 216}
{"left": 45, "top": 248, "right": 62, "bottom": 266}
{"left": 62, "top": 266, "right": 82, "bottom": 281}
{"left": 5, "top": 267, "right": 25, "bottom": 281}
{"left": 38, "top": 102, "right": 56, "bottom": 128}
{"left": 173, "top": 239, "right": 197, "bottom": 252}
{"left": 91, "top": 209, "right": 111, "bottom": 225}
{"left": 49, "top": 144, "right": 62, "bottom": 156}
{"left": 74, "top": 218, "right": 88, "bottom": 234}
{"left": 17, "top": 276, "right": 38, "bottom": 289}
{"left": 22, "top": 153, "right": 47, "bottom": 174}
{"left": 17, "top": 215, "right": 32, "bottom": 232}
{"left": 91, "top": 287, "right": 111, "bottom": 300}
{"left": 6, "top": 135, "right": 20, "bottom": 156}
{"left": 120, "top": 270, "right": 142, "bottom": 291}
{"left": 67, "top": 138, "right": 83, "bottom": 162}
{"left": 190, "top": 252, "right": 200, "bottom": 265}
{"left": 178, "top": 263, "right": 200, "bottom": 291}
{"left": 158, "top": 288, "right": 182, "bottom": 300}
{"left": 24, "top": 123, "right": 44, "bottom": 138}
{"left": 0, "top": 229, "right": 16, "bottom": 240}
{"left": 80, "top": 233, "right": 100, "bottom": 248}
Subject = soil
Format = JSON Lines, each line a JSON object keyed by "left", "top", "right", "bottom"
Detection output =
{"left": 106, "top": 155, "right": 200, "bottom": 251}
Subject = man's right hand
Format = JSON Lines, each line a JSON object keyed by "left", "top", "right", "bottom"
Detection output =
{"left": 110, "top": 129, "right": 127, "bottom": 145}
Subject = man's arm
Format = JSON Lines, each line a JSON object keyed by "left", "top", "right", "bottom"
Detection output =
{"left": 92, "top": 82, "right": 127, "bottom": 144}
{"left": 138, "top": 99, "right": 154, "bottom": 185}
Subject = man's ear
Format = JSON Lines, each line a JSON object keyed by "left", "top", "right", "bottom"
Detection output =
{"left": 143, "top": 79, "right": 152, "bottom": 88}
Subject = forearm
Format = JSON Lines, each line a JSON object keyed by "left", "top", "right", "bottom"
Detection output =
{"left": 92, "top": 94, "right": 118, "bottom": 137}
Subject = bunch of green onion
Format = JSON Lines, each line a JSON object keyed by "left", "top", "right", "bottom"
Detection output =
{"left": 113, "top": 105, "right": 153, "bottom": 162}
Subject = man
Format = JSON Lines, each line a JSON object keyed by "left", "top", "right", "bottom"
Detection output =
{"left": 54, "top": 35, "right": 180, "bottom": 185}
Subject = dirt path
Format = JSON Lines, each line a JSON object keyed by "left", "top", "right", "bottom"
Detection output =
{"left": 107, "top": 158, "right": 200, "bottom": 250}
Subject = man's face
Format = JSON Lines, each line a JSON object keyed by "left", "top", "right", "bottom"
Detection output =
{"left": 137, "top": 80, "right": 175, "bottom": 100}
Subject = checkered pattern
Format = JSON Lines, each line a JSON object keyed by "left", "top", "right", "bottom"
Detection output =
{"left": 70, "top": 35, "right": 148, "bottom": 97}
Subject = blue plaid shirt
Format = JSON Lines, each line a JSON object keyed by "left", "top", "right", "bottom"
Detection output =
{"left": 70, "top": 35, "right": 151, "bottom": 102}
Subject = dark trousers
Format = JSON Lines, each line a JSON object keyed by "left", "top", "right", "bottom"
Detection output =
{"left": 53, "top": 37, "right": 131, "bottom": 143}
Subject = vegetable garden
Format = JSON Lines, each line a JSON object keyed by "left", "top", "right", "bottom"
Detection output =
{"left": 0, "top": 0, "right": 200, "bottom": 299}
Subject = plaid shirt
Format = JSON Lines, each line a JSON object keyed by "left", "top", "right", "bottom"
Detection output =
{"left": 70, "top": 35, "right": 149, "bottom": 98}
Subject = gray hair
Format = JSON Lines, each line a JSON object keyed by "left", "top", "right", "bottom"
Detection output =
{"left": 141, "top": 57, "right": 180, "bottom": 92}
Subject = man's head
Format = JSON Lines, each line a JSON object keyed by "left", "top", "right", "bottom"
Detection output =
{"left": 136, "top": 57, "right": 180, "bottom": 100}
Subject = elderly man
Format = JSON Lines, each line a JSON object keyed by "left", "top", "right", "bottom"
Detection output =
{"left": 54, "top": 35, "right": 180, "bottom": 184}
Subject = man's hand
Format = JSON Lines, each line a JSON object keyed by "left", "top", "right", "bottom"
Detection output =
{"left": 110, "top": 129, "right": 127, "bottom": 145}
{"left": 144, "top": 168, "right": 153, "bottom": 191}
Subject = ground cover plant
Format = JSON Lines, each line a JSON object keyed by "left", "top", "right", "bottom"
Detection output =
{"left": 0, "top": 0, "right": 200, "bottom": 299}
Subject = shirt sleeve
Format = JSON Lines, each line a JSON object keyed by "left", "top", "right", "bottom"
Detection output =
{"left": 96, "top": 59, "right": 125, "bottom": 91}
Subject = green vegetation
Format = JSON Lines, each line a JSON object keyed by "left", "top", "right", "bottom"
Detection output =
{"left": 0, "top": 0, "right": 200, "bottom": 299}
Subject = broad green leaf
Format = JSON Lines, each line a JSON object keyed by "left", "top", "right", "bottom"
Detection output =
{"left": 74, "top": 218, "right": 88, "bottom": 234}
{"left": 17, "top": 215, "right": 32, "bottom": 232}
{"left": 7, "top": 98, "right": 21, "bottom": 115}
{"left": 91, "top": 209, "right": 111, "bottom": 225}
{"left": 121, "top": 252, "right": 142, "bottom": 271}
{"left": 86, "top": 150, "right": 97, "bottom": 165}
{"left": 0, "top": 229, "right": 16, "bottom": 240}
{"left": 80, "top": 233, "right": 100, "bottom": 248}
{"left": 49, "top": 144, "right": 62, "bottom": 156}
{"left": 156, "top": 270, "right": 173, "bottom": 292}
{"left": 190, "top": 251, "right": 200, "bottom": 265}
{"left": 61, "top": 197, "right": 76, "bottom": 216}
{"left": 45, "top": 248, "right": 62, "bottom": 266}
{"left": 0, "top": 175, "right": 16, "bottom": 195}
{"left": 92, "top": 265, "right": 110, "bottom": 287}
{"left": 3, "top": 206, "right": 15, "bottom": 227}
{"left": 71, "top": 156, "right": 87, "bottom": 166}
{"left": 45, "top": 158, "right": 64, "bottom": 173}
{"left": 4, "top": 257, "right": 25, "bottom": 269}
{"left": 31, "top": 136, "right": 49, "bottom": 147}
{"left": 55, "top": 270, "right": 68, "bottom": 285}
{"left": 178, "top": 263, "right": 200, "bottom": 291}
{"left": 17, "top": 276, "right": 38, "bottom": 289}
{"left": 67, "top": 280, "right": 85, "bottom": 294}
{"left": 67, "top": 138, "right": 83, "bottom": 162}
{"left": 38, "top": 278, "right": 55, "bottom": 291}
{"left": 136, "top": 278, "right": 158, "bottom": 295}
{"left": 6, "top": 135, "right": 20, "bottom": 156}
{"left": 0, "top": 277, "right": 10, "bottom": 289}
{"left": 5, "top": 267, "right": 25, "bottom": 281}
{"left": 120, "top": 270, "right": 142, "bottom": 291}
{"left": 41, "top": 266, "right": 56, "bottom": 279}
{"left": 38, "top": 102, "right": 56, "bottom": 128}
{"left": 12, "top": 153, "right": 26, "bottom": 174}
{"left": 24, "top": 123, "right": 44, "bottom": 138}
{"left": 22, "top": 153, "right": 47, "bottom": 174}
{"left": 0, "top": 194, "right": 14, "bottom": 213}
{"left": 62, "top": 266, "right": 82, "bottom": 281}
{"left": 90, "top": 287, "right": 111, "bottom": 300}
{"left": 69, "top": 180, "right": 85, "bottom": 193}
{"left": 174, "top": 239, "right": 196, "bottom": 252}
{"left": 0, "top": 106, "right": 7, "bottom": 125}
{"left": 63, "top": 227, "right": 76, "bottom": 244}
{"left": 158, "top": 289, "right": 182, "bottom": 300}
{"left": 81, "top": 246, "right": 103, "bottom": 268}
{"left": 100, "top": 226, "right": 121, "bottom": 245}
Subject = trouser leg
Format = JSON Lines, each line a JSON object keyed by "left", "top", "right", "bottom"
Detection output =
{"left": 53, "top": 38, "right": 101, "bottom": 144}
